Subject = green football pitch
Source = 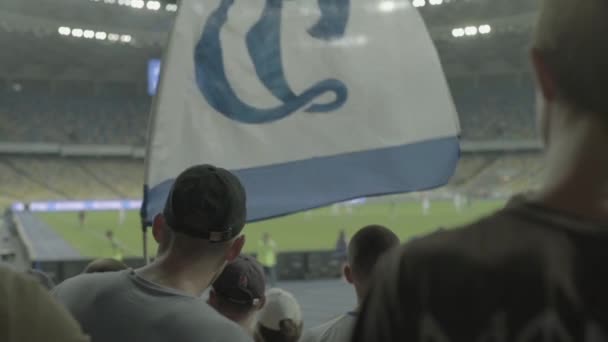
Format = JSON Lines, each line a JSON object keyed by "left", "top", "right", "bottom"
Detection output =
{"left": 37, "top": 200, "right": 505, "bottom": 258}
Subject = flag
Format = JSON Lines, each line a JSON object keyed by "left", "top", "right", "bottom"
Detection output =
{"left": 144, "top": 0, "right": 460, "bottom": 223}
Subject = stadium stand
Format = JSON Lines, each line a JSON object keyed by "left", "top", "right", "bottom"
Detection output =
{"left": 451, "top": 75, "right": 537, "bottom": 141}
{"left": 0, "top": 157, "right": 143, "bottom": 203}
{"left": 0, "top": 154, "right": 545, "bottom": 204}
{"left": 0, "top": 91, "right": 149, "bottom": 145}
{"left": 462, "top": 153, "right": 544, "bottom": 197}
{"left": 0, "top": 76, "right": 536, "bottom": 145}
{"left": 0, "top": 160, "right": 63, "bottom": 204}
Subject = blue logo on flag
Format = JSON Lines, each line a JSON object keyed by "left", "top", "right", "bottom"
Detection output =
{"left": 194, "top": 0, "right": 350, "bottom": 124}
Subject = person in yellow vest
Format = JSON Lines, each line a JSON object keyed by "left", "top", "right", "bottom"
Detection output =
{"left": 106, "top": 230, "right": 124, "bottom": 262}
{"left": 257, "top": 233, "right": 278, "bottom": 287}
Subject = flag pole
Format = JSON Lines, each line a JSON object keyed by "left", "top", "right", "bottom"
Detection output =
{"left": 140, "top": 184, "right": 150, "bottom": 264}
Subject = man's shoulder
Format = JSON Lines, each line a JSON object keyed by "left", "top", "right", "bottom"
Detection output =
{"left": 418, "top": 203, "right": 551, "bottom": 244}
{"left": 177, "top": 305, "right": 252, "bottom": 341}
{"left": 53, "top": 270, "right": 126, "bottom": 300}
{"left": 402, "top": 202, "right": 579, "bottom": 276}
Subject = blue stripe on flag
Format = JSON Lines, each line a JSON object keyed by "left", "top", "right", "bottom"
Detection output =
{"left": 146, "top": 136, "right": 459, "bottom": 224}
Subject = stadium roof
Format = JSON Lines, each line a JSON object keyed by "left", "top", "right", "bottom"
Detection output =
{"left": 0, "top": 0, "right": 538, "bottom": 82}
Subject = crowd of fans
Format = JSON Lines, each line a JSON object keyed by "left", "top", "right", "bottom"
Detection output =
{"left": 452, "top": 75, "right": 537, "bottom": 140}
{"left": 0, "top": 157, "right": 143, "bottom": 206}
{"left": 0, "top": 91, "right": 148, "bottom": 145}
{"left": 2, "top": 0, "right": 608, "bottom": 341}
{"left": 0, "top": 79, "right": 537, "bottom": 145}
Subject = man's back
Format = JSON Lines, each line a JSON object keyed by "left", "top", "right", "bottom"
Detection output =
{"left": 354, "top": 200, "right": 608, "bottom": 341}
{"left": 53, "top": 270, "right": 251, "bottom": 342}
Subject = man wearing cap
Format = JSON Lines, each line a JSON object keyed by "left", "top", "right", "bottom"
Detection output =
{"left": 53, "top": 165, "right": 252, "bottom": 342}
{"left": 255, "top": 288, "right": 303, "bottom": 342}
{"left": 208, "top": 255, "right": 266, "bottom": 335}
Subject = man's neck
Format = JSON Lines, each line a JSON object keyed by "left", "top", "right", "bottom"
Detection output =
{"left": 238, "top": 314, "right": 258, "bottom": 335}
{"left": 136, "top": 255, "right": 220, "bottom": 297}
{"left": 537, "top": 114, "right": 608, "bottom": 223}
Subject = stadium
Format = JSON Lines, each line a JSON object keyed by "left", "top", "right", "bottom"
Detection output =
{"left": 1, "top": 0, "right": 543, "bottom": 330}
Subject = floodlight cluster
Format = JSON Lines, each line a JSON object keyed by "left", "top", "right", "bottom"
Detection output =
{"left": 58, "top": 26, "right": 133, "bottom": 43}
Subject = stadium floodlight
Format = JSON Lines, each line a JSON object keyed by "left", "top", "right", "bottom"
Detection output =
{"left": 146, "top": 1, "right": 161, "bottom": 10}
{"left": 429, "top": 0, "right": 443, "bottom": 5}
{"left": 131, "top": 0, "right": 145, "bottom": 9}
{"left": 464, "top": 26, "right": 478, "bottom": 36}
{"left": 451, "top": 28, "right": 465, "bottom": 38}
{"left": 83, "top": 30, "right": 95, "bottom": 39}
{"left": 412, "top": 0, "right": 425, "bottom": 7}
{"left": 478, "top": 24, "right": 492, "bottom": 34}
{"left": 71, "top": 28, "right": 83, "bottom": 38}
{"left": 58, "top": 26, "right": 71, "bottom": 36}
{"left": 120, "top": 34, "right": 132, "bottom": 43}
{"left": 378, "top": 1, "right": 396, "bottom": 12}
{"left": 95, "top": 31, "right": 107, "bottom": 40}
{"left": 108, "top": 33, "right": 120, "bottom": 42}
{"left": 165, "top": 3, "right": 178, "bottom": 11}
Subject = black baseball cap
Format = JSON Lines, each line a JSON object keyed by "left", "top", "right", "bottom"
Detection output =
{"left": 163, "top": 165, "right": 247, "bottom": 242}
{"left": 213, "top": 255, "right": 266, "bottom": 306}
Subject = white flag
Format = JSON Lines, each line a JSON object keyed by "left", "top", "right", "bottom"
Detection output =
{"left": 144, "top": 0, "right": 460, "bottom": 222}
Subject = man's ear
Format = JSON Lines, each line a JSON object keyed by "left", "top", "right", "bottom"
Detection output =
{"left": 226, "top": 235, "right": 245, "bottom": 262}
{"left": 344, "top": 264, "right": 354, "bottom": 284}
{"left": 256, "top": 296, "right": 267, "bottom": 311}
{"left": 152, "top": 214, "right": 166, "bottom": 244}
{"left": 531, "top": 48, "right": 558, "bottom": 103}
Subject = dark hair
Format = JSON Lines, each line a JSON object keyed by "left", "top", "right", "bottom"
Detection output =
{"left": 348, "top": 225, "right": 399, "bottom": 279}
{"left": 254, "top": 320, "right": 302, "bottom": 342}
{"left": 83, "top": 258, "right": 129, "bottom": 274}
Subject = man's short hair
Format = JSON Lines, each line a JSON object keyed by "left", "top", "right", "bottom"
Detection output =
{"left": 348, "top": 225, "right": 399, "bottom": 279}
{"left": 83, "top": 258, "right": 129, "bottom": 274}
{"left": 533, "top": 0, "right": 608, "bottom": 116}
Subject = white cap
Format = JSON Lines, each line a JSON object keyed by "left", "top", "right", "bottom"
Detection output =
{"left": 257, "top": 288, "right": 302, "bottom": 330}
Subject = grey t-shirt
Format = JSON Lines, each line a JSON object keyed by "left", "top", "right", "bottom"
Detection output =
{"left": 300, "top": 313, "right": 356, "bottom": 342}
{"left": 53, "top": 270, "right": 251, "bottom": 342}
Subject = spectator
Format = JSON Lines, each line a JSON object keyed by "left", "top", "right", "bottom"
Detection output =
{"left": 334, "top": 229, "right": 348, "bottom": 265}
{"left": 254, "top": 288, "right": 302, "bottom": 342}
{"left": 352, "top": 0, "right": 608, "bottom": 340}
{"left": 82, "top": 258, "right": 129, "bottom": 274}
{"left": 302, "top": 225, "right": 399, "bottom": 342}
{"left": 78, "top": 210, "right": 86, "bottom": 229}
{"left": 257, "top": 233, "right": 278, "bottom": 287}
{"left": 208, "top": 255, "right": 266, "bottom": 334}
{"left": 0, "top": 265, "right": 89, "bottom": 342}
{"left": 53, "top": 165, "right": 251, "bottom": 342}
